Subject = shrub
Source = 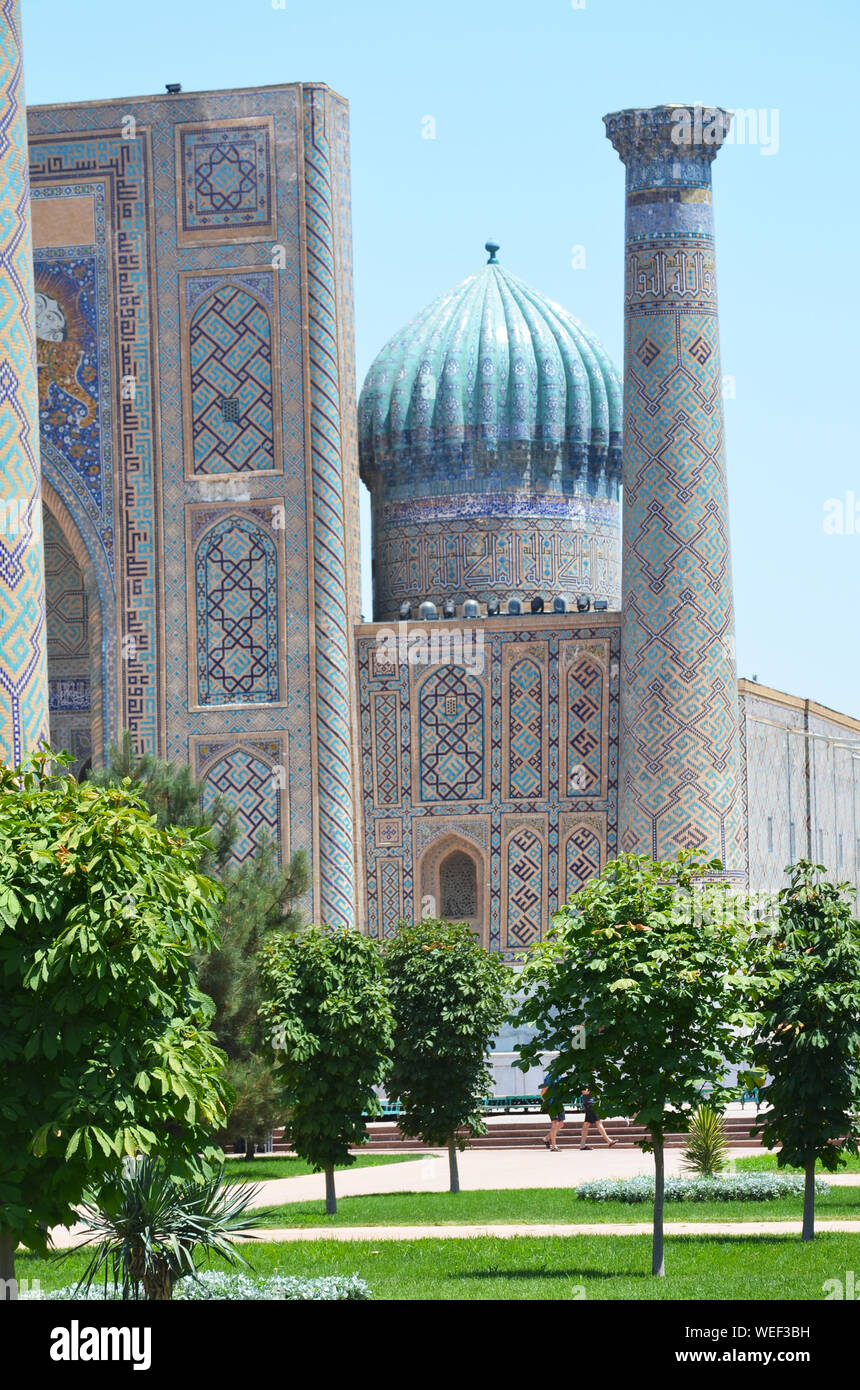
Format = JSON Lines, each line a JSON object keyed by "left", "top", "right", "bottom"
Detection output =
{"left": 682, "top": 1104, "right": 730, "bottom": 1177}
{"left": 70, "top": 1156, "right": 260, "bottom": 1300}
{"left": 575, "top": 1174, "right": 831, "bottom": 1203}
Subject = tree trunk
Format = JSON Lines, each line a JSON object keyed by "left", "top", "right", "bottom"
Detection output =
{"left": 801, "top": 1158, "right": 815, "bottom": 1242}
{"left": 324, "top": 1165, "right": 337, "bottom": 1215}
{"left": 652, "top": 1135, "right": 666, "bottom": 1277}
{"left": 448, "top": 1134, "right": 460, "bottom": 1194}
{"left": 0, "top": 1229, "right": 16, "bottom": 1290}
{"left": 244, "top": 1140, "right": 256, "bottom": 1162}
{"left": 142, "top": 1256, "right": 173, "bottom": 1301}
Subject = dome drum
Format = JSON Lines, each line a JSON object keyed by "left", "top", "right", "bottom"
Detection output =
{"left": 359, "top": 249, "right": 623, "bottom": 621}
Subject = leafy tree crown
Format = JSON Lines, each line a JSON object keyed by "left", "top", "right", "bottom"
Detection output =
{"left": 0, "top": 752, "right": 232, "bottom": 1251}
{"left": 258, "top": 925, "right": 393, "bottom": 1171}
{"left": 383, "top": 918, "right": 512, "bottom": 1146}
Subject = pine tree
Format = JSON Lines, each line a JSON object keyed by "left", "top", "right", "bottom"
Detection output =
{"left": 197, "top": 837, "right": 309, "bottom": 1158}
{"left": 87, "top": 734, "right": 308, "bottom": 1159}
{"left": 87, "top": 731, "right": 236, "bottom": 870}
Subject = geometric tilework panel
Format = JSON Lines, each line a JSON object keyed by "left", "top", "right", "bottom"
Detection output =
{"left": 190, "top": 287, "right": 275, "bottom": 474}
{"left": 378, "top": 858, "right": 403, "bottom": 937}
{"left": 201, "top": 747, "right": 280, "bottom": 863}
{"left": 418, "top": 667, "right": 485, "bottom": 802}
{"left": 505, "top": 829, "right": 544, "bottom": 949}
{"left": 372, "top": 691, "right": 400, "bottom": 806}
{"left": 44, "top": 511, "right": 91, "bottom": 746}
{"left": 180, "top": 124, "right": 273, "bottom": 234}
{"left": 563, "top": 825, "right": 602, "bottom": 902}
{"left": 44, "top": 511, "right": 88, "bottom": 662}
{"left": 567, "top": 658, "right": 603, "bottom": 797}
{"left": 357, "top": 617, "right": 621, "bottom": 958}
{"left": 509, "top": 659, "right": 544, "bottom": 799}
{"left": 195, "top": 516, "right": 279, "bottom": 705}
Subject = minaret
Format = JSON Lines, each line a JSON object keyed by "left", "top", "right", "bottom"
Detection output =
{"left": 0, "top": 0, "right": 48, "bottom": 766}
{"left": 604, "top": 105, "right": 744, "bottom": 875}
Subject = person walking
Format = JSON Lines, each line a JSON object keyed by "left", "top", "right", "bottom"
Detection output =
{"left": 540, "top": 1068, "right": 566, "bottom": 1151}
{"left": 578, "top": 1085, "right": 616, "bottom": 1150}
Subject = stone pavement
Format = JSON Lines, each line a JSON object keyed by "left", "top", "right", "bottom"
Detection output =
{"left": 239, "top": 1147, "right": 860, "bottom": 1210}
{"left": 242, "top": 1220, "right": 860, "bottom": 1243}
{"left": 240, "top": 1144, "right": 733, "bottom": 1209}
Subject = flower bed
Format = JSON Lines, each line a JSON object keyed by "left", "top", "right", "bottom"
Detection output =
{"left": 41, "top": 1272, "right": 372, "bottom": 1301}
{"left": 575, "top": 1174, "right": 831, "bottom": 1203}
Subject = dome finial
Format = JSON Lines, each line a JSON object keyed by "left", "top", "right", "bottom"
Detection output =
{"left": 485, "top": 239, "right": 500, "bottom": 264}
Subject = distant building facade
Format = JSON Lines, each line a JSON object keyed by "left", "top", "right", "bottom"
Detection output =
{"left": 27, "top": 82, "right": 361, "bottom": 930}
{"left": 3, "top": 76, "right": 857, "bottom": 972}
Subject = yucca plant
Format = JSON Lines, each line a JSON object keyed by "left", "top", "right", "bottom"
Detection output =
{"left": 682, "top": 1104, "right": 730, "bottom": 1177}
{"left": 67, "top": 1155, "right": 261, "bottom": 1300}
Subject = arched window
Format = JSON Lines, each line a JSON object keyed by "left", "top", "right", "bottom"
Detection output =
{"left": 195, "top": 515, "right": 279, "bottom": 705}
{"left": 189, "top": 285, "right": 275, "bottom": 474}
{"left": 439, "top": 850, "right": 478, "bottom": 920}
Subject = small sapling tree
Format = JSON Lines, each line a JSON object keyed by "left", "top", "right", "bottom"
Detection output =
{"left": 752, "top": 860, "right": 860, "bottom": 1240}
{"left": 383, "top": 919, "right": 511, "bottom": 1193}
{"left": 516, "top": 851, "right": 764, "bottom": 1276}
{"left": 259, "top": 925, "right": 392, "bottom": 1214}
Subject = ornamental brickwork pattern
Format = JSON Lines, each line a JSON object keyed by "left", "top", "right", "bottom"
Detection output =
{"left": 604, "top": 107, "right": 744, "bottom": 874}
{"left": 357, "top": 615, "right": 620, "bottom": 958}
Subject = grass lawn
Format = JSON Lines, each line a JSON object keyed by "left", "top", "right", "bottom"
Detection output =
{"left": 222, "top": 1153, "right": 426, "bottom": 1183}
{"left": 251, "top": 1184, "right": 860, "bottom": 1228}
{"left": 21, "top": 1232, "right": 860, "bottom": 1301}
{"left": 735, "top": 1153, "right": 860, "bottom": 1175}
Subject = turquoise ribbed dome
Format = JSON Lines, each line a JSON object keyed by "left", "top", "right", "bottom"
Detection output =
{"left": 359, "top": 249, "right": 622, "bottom": 486}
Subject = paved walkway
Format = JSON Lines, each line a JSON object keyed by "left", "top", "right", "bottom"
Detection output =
{"left": 240, "top": 1146, "right": 731, "bottom": 1208}
{"left": 241, "top": 1220, "right": 860, "bottom": 1243}
{"left": 239, "top": 1147, "right": 860, "bottom": 1209}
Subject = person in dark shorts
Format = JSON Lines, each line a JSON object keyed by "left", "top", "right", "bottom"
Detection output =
{"left": 578, "top": 1085, "right": 616, "bottom": 1150}
{"left": 540, "top": 1069, "right": 566, "bottom": 1151}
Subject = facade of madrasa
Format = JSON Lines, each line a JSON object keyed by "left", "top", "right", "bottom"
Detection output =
{"left": 5, "top": 74, "right": 860, "bottom": 950}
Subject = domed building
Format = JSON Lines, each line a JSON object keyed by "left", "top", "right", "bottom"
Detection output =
{"left": 3, "top": 70, "right": 860, "bottom": 1040}
{"left": 359, "top": 242, "right": 623, "bottom": 619}
{"left": 354, "top": 246, "right": 629, "bottom": 954}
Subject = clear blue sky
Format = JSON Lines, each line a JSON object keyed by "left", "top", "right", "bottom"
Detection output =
{"left": 21, "top": 0, "right": 860, "bottom": 716}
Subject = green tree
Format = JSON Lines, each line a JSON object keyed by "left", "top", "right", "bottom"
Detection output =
{"left": 516, "top": 851, "right": 762, "bottom": 1276}
{"left": 196, "top": 838, "right": 309, "bottom": 1159}
{"left": 752, "top": 860, "right": 860, "bottom": 1240}
{"left": 0, "top": 751, "right": 232, "bottom": 1286}
{"left": 259, "top": 925, "right": 393, "bottom": 1213}
{"left": 87, "top": 731, "right": 236, "bottom": 870}
{"left": 383, "top": 919, "right": 511, "bottom": 1193}
{"left": 90, "top": 734, "right": 309, "bottom": 1160}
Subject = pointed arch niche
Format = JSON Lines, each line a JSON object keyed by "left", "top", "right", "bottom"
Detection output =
{"left": 180, "top": 270, "right": 282, "bottom": 478}
{"left": 417, "top": 831, "right": 488, "bottom": 945}
{"left": 188, "top": 507, "right": 285, "bottom": 709}
{"left": 41, "top": 486, "right": 107, "bottom": 773}
{"left": 192, "top": 734, "right": 289, "bottom": 866}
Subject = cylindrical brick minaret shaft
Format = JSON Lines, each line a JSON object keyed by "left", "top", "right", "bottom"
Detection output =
{"left": 0, "top": 0, "right": 49, "bottom": 766}
{"left": 604, "top": 105, "right": 743, "bottom": 874}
